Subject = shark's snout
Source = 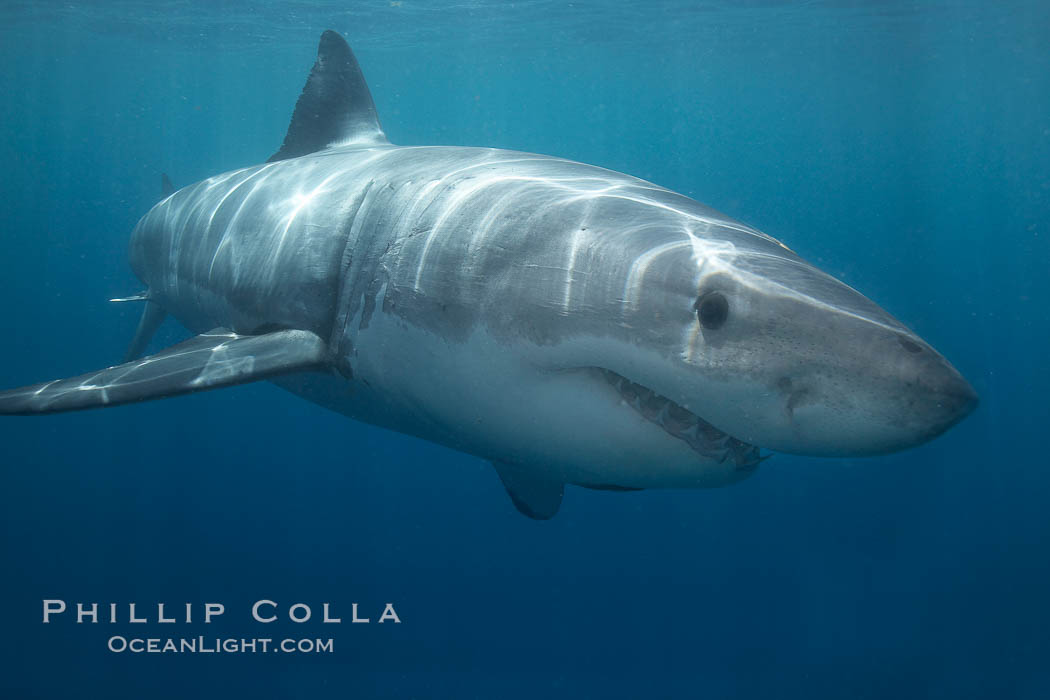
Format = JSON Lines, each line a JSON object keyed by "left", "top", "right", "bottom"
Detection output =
{"left": 698, "top": 277, "right": 980, "bottom": 459}
{"left": 762, "top": 340, "right": 976, "bottom": 457}
{"left": 825, "top": 325, "right": 978, "bottom": 456}
{"left": 912, "top": 352, "right": 978, "bottom": 443}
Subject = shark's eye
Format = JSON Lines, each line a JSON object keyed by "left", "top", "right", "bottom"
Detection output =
{"left": 696, "top": 292, "right": 729, "bottom": 330}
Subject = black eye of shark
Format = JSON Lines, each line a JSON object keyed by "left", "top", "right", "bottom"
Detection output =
{"left": 696, "top": 292, "right": 729, "bottom": 330}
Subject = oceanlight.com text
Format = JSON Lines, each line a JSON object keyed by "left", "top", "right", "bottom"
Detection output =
{"left": 107, "top": 636, "right": 334, "bottom": 654}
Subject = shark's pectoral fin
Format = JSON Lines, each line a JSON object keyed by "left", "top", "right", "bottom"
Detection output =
{"left": 493, "top": 462, "right": 564, "bottom": 520}
{"left": 0, "top": 328, "right": 328, "bottom": 415}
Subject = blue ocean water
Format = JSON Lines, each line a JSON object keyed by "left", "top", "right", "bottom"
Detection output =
{"left": 0, "top": 1, "right": 1047, "bottom": 697}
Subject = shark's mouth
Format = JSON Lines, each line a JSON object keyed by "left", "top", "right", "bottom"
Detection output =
{"left": 597, "top": 368, "right": 765, "bottom": 469}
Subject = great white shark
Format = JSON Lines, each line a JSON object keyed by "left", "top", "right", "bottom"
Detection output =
{"left": 0, "top": 31, "right": 977, "bottom": 519}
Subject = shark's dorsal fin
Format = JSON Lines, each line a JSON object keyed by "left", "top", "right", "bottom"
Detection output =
{"left": 268, "top": 30, "right": 387, "bottom": 162}
{"left": 161, "top": 173, "right": 175, "bottom": 197}
{"left": 493, "top": 462, "right": 563, "bottom": 520}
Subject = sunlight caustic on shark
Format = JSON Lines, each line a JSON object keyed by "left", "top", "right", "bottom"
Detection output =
{"left": 0, "top": 30, "right": 976, "bottom": 519}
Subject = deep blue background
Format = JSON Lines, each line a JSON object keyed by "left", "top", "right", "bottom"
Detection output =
{"left": 0, "top": 2, "right": 1047, "bottom": 698}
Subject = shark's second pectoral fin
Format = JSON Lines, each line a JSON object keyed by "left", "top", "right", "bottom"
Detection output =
{"left": 493, "top": 462, "right": 564, "bottom": 520}
{"left": 0, "top": 328, "right": 328, "bottom": 415}
{"left": 123, "top": 300, "right": 167, "bottom": 362}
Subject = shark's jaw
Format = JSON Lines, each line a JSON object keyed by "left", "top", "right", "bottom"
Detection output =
{"left": 595, "top": 368, "right": 765, "bottom": 469}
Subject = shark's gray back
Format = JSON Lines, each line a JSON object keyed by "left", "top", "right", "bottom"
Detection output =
{"left": 132, "top": 143, "right": 810, "bottom": 359}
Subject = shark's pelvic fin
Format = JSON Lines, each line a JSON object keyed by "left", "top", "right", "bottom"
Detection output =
{"left": 493, "top": 462, "right": 564, "bottom": 520}
{"left": 268, "top": 30, "right": 387, "bottom": 163}
{"left": 123, "top": 300, "right": 167, "bottom": 362}
{"left": 0, "top": 328, "right": 328, "bottom": 415}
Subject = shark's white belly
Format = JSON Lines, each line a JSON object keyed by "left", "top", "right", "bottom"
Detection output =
{"left": 276, "top": 289, "right": 751, "bottom": 490}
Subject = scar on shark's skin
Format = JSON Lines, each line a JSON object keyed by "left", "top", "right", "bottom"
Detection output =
{"left": 0, "top": 31, "right": 976, "bottom": 519}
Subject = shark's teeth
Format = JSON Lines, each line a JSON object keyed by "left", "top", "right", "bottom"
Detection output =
{"left": 598, "top": 368, "right": 763, "bottom": 469}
